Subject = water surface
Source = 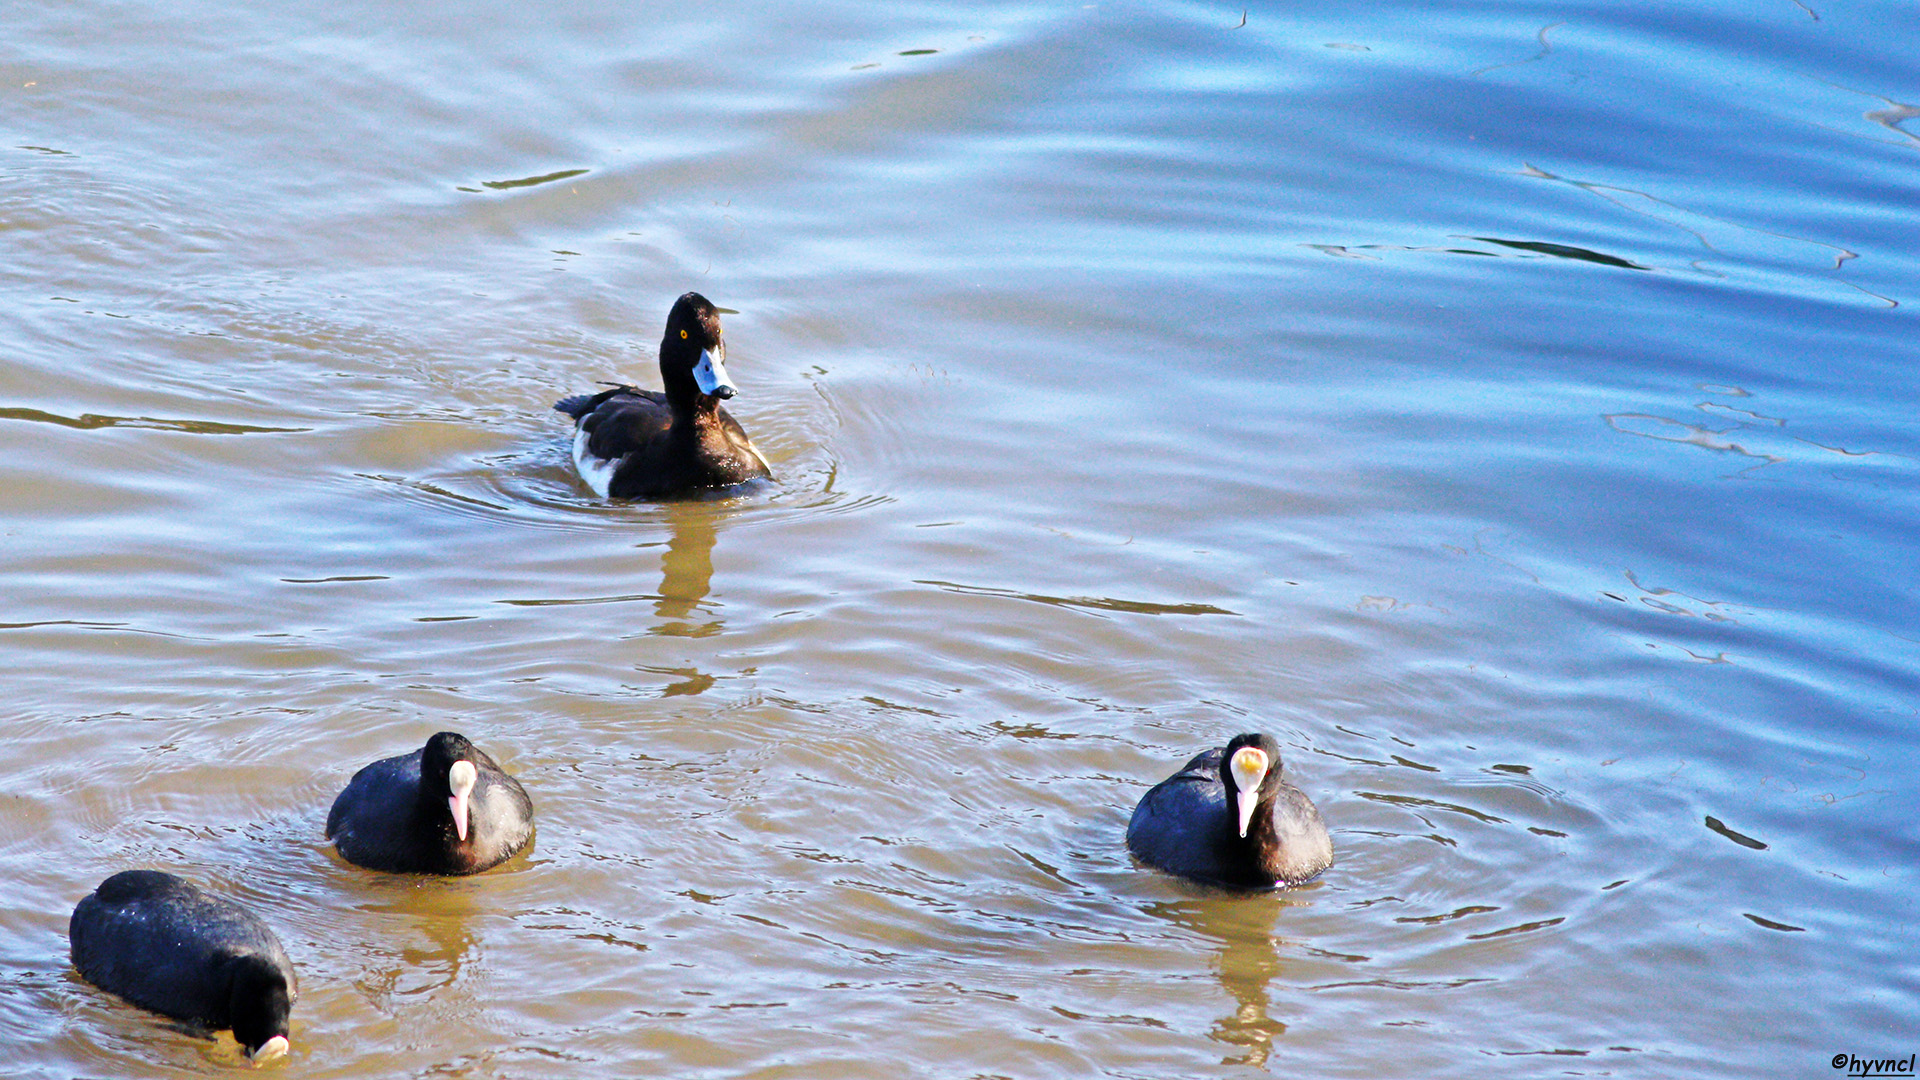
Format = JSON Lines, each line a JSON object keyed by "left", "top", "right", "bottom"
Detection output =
{"left": 2, "top": 0, "right": 1915, "bottom": 1076}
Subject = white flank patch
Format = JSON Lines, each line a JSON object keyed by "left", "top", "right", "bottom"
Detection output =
{"left": 572, "top": 427, "right": 618, "bottom": 498}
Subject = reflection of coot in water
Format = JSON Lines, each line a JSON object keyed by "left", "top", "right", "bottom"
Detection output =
{"left": 1146, "top": 893, "right": 1292, "bottom": 1068}
{"left": 327, "top": 731, "right": 534, "bottom": 875}
{"left": 1127, "top": 733, "right": 1333, "bottom": 888}
{"left": 69, "top": 870, "right": 297, "bottom": 1061}
{"left": 555, "top": 291, "right": 773, "bottom": 499}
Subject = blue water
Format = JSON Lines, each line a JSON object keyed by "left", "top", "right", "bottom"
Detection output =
{"left": 2, "top": 0, "right": 1915, "bottom": 1076}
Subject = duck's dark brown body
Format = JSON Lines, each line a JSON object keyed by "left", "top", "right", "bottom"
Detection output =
{"left": 555, "top": 291, "right": 772, "bottom": 499}
{"left": 557, "top": 383, "right": 769, "bottom": 498}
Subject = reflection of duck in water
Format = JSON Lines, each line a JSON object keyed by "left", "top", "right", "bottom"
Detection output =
{"left": 655, "top": 501, "right": 718, "bottom": 630}
{"left": 1127, "top": 733, "right": 1333, "bottom": 888}
{"left": 555, "top": 292, "right": 772, "bottom": 499}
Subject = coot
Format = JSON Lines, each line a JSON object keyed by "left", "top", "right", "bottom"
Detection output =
{"left": 326, "top": 731, "right": 534, "bottom": 875}
{"left": 69, "top": 870, "right": 297, "bottom": 1061}
{"left": 1126, "top": 733, "right": 1333, "bottom": 888}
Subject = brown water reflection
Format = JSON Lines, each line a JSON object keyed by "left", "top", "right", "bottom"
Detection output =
{"left": 654, "top": 502, "right": 721, "bottom": 634}
{"left": 1147, "top": 894, "right": 1293, "bottom": 1068}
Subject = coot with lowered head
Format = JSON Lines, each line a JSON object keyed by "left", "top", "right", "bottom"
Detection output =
{"left": 69, "top": 870, "right": 297, "bottom": 1061}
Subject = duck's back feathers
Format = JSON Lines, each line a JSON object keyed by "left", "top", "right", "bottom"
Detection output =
{"left": 560, "top": 386, "right": 767, "bottom": 499}
{"left": 555, "top": 382, "right": 661, "bottom": 421}
{"left": 566, "top": 388, "right": 671, "bottom": 451}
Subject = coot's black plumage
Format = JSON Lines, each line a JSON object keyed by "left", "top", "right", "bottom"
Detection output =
{"left": 1126, "top": 733, "right": 1333, "bottom": 888}
{"left": 326, "top": 731, "right": 534, "bottom": 876}
{"left": 69, "top": 870, "right": 297, "bottom": 1061}
{"left": 555, "top": 291, "right": 772, "bottom": 499}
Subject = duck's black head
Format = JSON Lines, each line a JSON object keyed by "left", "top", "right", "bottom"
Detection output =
{"left": 1218, "top": 733, "right": 1284, "bottom": 838}
{"left": 421, "top": 732, "right": 482, "bottom": 843}
{"left": 660, "top": 291, "right": 737, "bottom": 402}
{"left": 227, "top": 954, "right": 293, "bottom": 1062}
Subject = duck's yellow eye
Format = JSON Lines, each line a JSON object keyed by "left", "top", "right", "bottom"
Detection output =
{"left": 680, "top": 329, "right": 688, "bottom": 339}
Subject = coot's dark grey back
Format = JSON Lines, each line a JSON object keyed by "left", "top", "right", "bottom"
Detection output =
{"left": 325, "top": 746, "right": 426, "bottom": 857}
{"left": 1125, "top": 748, "right": 1238, "bottom": 881}
{"left": 69, "top": 870, "right": 295, "bottom": 1028}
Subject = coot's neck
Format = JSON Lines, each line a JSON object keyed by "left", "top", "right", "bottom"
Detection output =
{"left": 415, "top": 759, "right": 463, "bottom": 847}
{"left": 1217, "top": 763, "right": 1284, "bottom": 883}
{"left": 1237, "top": 789, "right": 1282, "bottom": 874}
